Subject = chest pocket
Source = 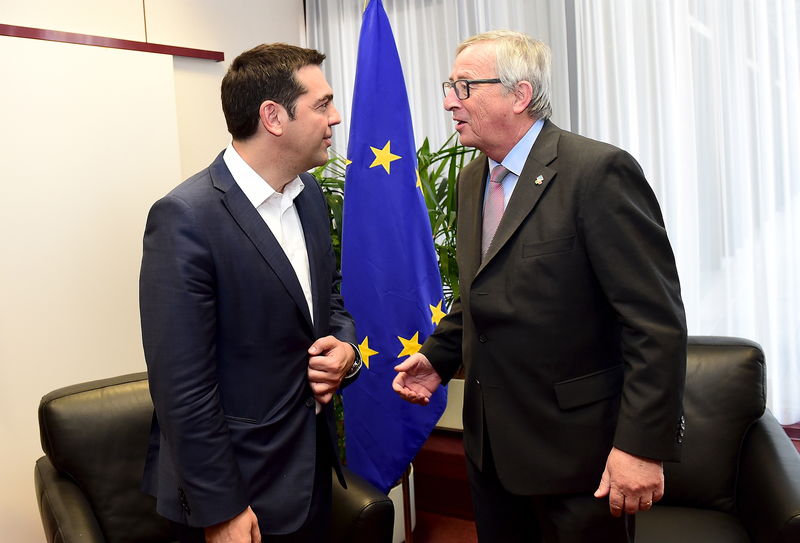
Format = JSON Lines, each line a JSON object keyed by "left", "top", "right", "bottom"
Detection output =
{"left": 522, "top": 235, "right": 576, "bottom": 258}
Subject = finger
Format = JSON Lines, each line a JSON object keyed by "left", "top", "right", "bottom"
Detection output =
{"left": 308, "top": 354, "right": 339, "bottom": 372}
{"left": 407, "top": 390, "right": 431, "bottom": 405}
{"left": 623, "top": 494, "right": 638, "bottom": 515}
{"left": 312, "top": 387, "right": 333, "bottom": 402}
{"left": 608, "top": 490, "right": 625, "bottom": 517}
{"left": 392, "top": 373, "right": 407, "bottom": 392}
{"left": 249, "top": 507, "right": 261, "bottom": 543}
{"left": 593, "top": 468, "right": 610, "bottom": 498}
{"left": 393, "top": 385, "right": 428, "bottom": 405}
{"left": 308, "top": 335, "right": 336, "bottom": 355}
{"left": 308, "top": 368, "right": 338, "bottom": 383}
{"left": 639, "top": 496, "right": 653, "bottom": 511}
{"left": 393, "top": 384, "right": 417, "bottom": 401}
{"left": 309, "top": 380, "right": 334, "bottom": 396}
{"left": 394, "top": 356, "right": 419, "bottom": 372}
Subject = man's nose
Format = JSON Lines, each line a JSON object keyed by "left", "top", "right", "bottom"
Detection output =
{"left": 329, "top": 103, "right": 342, "bottom": 126}
{"left": 443, "top": 88, "right": 460, "bottom": 111}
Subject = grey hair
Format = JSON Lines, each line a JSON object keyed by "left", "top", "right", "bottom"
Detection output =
{"left": 457, "top": 30, "right": 552, "bottom": 121}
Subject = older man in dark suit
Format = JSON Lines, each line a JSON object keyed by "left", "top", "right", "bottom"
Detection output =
{"left": 140, "top": 43, "right": 362, "bottom": 543}
{"left": 393, "top": 31, "right": 686, "bottom": 543}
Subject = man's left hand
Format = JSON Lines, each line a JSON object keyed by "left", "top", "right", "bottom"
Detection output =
{"left": 594, "top": 447, "right": 664, "bottom": 517}
{"left": 307, "top": 336, "right": 354, "bottom": 405}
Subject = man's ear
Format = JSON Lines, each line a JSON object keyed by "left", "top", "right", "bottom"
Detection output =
{"left": 260, "top": 101, "right": 286, "bottom": 136}
{"left": 512, "top": 81, "right": 534, "bottom": 115}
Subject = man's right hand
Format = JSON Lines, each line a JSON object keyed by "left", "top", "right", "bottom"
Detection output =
{"left": 393, "top": 353, "right": 442, "bottom": 405}
{"left": 204, "top": 506, "right": 260, "bottom": 543}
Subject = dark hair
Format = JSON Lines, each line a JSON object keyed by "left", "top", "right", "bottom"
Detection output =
{"left": 221, "top": 43, "right": 326, "bottom": 140}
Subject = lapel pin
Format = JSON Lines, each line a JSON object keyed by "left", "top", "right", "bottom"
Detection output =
{"left": 534, "top": 175, "right": 544, "bottom": 185}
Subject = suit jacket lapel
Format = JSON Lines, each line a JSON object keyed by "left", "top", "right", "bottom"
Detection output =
{"left": 209, "top": 155, "right": 314, "bottom": 330}
{"left": 477, "top": 120, "right": 560, "bottom": 274}
{"left": 294, "top": 174, "right": 325, "bottom": 337}
{"left": 459, "top": 159, "right": 489, "bottom": 284}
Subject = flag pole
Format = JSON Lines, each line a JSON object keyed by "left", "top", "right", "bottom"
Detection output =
{"left": 401, "top": 464, "right": 414, "bottom": 542}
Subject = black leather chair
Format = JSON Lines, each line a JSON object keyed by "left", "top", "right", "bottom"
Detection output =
{"left": 637, "top": 336, "right": 800, "bottom": 542}
{"left": 34, "top": 372, "right": 394, "bottom": 543}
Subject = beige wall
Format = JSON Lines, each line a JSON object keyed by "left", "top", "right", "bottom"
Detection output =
{"left": 0, "top": 2, "right": 305, "bottom": 541}
{"left": 144, "top": 0, "right": 306, "bottom": 177}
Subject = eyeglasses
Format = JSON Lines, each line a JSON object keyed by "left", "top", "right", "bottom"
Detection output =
{"left": 442, "top": 78, "right": 502, "bottom": 100}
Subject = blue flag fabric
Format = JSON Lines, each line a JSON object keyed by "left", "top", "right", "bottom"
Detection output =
{"left": 341, "top": 0, "right": 448, "bottom": 494}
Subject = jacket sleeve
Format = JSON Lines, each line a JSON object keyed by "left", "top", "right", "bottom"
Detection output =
{"left": 140, "top": 195, "right": 249, "bottom": 526}
{"left": 578, "top": 148, "right": 687, "bottom": 462}
{"left": 420, "top": 295, "right": 466, "bottom": 384}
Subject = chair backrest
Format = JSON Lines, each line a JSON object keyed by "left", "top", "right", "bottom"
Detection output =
{"left": 661, "top": 336, "right": 766, "bottom": 513}
{"left": 38, "top": 372, "right": 173, "bottom": 543}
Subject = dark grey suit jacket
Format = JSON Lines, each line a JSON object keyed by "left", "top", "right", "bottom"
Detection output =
{"left": 139, "top": 152, "right": 356, "bottom": 533}
{"left": 422, "top": 120, "right": 687, "bottom": 495}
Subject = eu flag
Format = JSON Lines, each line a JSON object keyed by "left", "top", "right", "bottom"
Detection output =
{"left": 341, "top": 0, "right": 448, "bottom": 494}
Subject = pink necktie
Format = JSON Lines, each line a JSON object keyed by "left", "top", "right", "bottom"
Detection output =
{"left": 482, "top": 165, "right": 510, "bottom": 257}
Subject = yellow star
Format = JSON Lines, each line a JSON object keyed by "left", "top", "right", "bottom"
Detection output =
{"left": 397, "top": 331, "right": 422, "bottom": 358}
{"left": 344, "top": 157, "right": 352, "bottom": 166}
{"left": 369, "top": 141, "right": 401, "bottom": 174}
{"left": 357, "top": 336, "right": 378, "bottom": 369}
{"left": 416, "top": 170, "right": 422, "bottom": 190}
{"left": 429, "top": 300, "right": 446, "bottom": 325}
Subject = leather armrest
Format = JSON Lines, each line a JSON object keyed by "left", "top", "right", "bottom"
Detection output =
{"left": 331, "top": 467, "right": 394, "bottom": 543}
{"left": 35, "top": 456, "right": 105, "bottom": 543}
{"left": 737, "top": 410, "right": 800, "bottom": 543}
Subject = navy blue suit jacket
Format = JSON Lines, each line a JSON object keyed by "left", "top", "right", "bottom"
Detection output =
{"left": 139, "top": 152, "right": 356, "bottom": 533}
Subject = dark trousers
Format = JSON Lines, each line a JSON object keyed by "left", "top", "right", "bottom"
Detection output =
{"left": 466, "top": 435, "right": 634, "bottom": 543}
{"left": 172, "top": 415, "right": 333, "bottom": 543}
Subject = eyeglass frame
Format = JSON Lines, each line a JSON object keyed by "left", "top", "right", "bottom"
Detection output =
{"left": 442, "top": 78, "right": 503, "bottom": 100}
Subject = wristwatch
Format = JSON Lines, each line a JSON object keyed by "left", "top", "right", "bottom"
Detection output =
{"left": 345, "top": 342, "right": 363, "bottom": 378}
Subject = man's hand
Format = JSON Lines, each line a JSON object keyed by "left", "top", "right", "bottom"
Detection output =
{"left": 392, "top": 353, "right": 442, "bottom": 405}
{"left": 594, "top": 447, "right": 664, "bottom": 517}
{"left": 204, "top": 506, "right": 260, "bottom": 543}
{"left": 307, "top": 336, "right": 354, "bottom": 405}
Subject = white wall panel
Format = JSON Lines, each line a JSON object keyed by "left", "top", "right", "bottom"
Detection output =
{"left": 144, "top": 0, "right": 306, "bottom": 177}
{"left": 0, "top": 35, "right": 181, "bottom": 543}
{"left": 0, "top": 0, "right": 144, "bottom": 40}
{"left": 0, "top": 3, "right": 306, "bottom": 540}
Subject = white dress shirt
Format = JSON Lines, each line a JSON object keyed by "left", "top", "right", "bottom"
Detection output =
{"left": 224, "top": 144, "right": 320, "bottom": 412}
{"left": 223, "top": 144, "right": 314, "bottom": 323}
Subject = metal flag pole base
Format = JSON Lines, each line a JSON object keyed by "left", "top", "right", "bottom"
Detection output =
{"left": 401, "top": 464, "right": 414, "bottom": 543}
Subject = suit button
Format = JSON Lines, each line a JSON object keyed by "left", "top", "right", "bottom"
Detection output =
{"left": 305, "top": 397, "right": 314, "bottom": 408}
{"left": 478, "top": 334, "right": 487, "bottom": 343}
{"left": 178, "top": 488, "right": 191, "bottom": 515}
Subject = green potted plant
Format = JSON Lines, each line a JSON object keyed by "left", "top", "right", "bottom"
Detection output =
{"left": 312, "top": 134, "right": 477, "bottom": 306}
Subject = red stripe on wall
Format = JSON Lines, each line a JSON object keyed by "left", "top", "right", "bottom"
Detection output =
{"left": 0, "top": 23, "right": 224, "bottom": 61}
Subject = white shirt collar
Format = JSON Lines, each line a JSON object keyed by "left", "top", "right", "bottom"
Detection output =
{"left": 223, "top": 143, "right": 305, "bottom": 208}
